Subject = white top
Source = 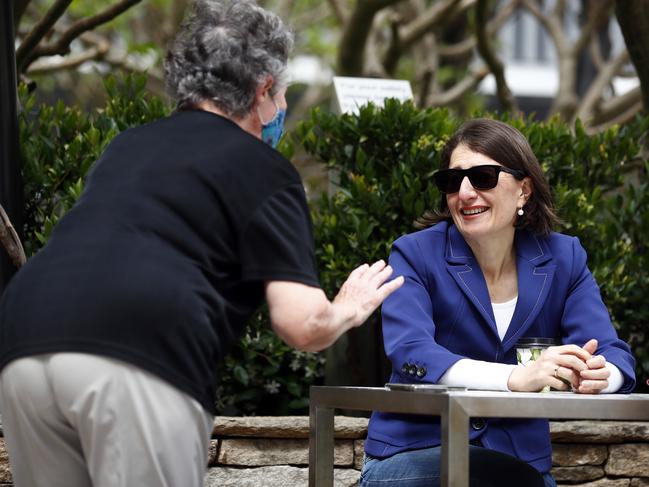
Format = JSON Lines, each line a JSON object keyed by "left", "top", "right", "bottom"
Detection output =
{"left": 492, "top": 296, "right": 518, "bottom": 341}
{"left": 438, "top": 295, "right": 624, "bottom": 393}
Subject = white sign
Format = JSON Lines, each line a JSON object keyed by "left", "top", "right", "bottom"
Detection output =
{"left": 333, "top": 76, "right": 414, "bottom": 115}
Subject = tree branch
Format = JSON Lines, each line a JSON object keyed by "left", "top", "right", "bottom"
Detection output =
{"left": 475, "top": 0, "right": 518, "bottom": 113}
{"left": 415, "top": 33, "right": 439, "bottom": 107}
{"left": 522, "top": 0, "right": 579, "bottom": 119}
{"left": 21, "top": 0, "right": 144, "bottom": 72}
{"left": 337, "top": 0, "right": 405, "bottom": 76}
{"left": 25, "top": 30, "right": 111, "bottom": 75}
{"left": 438, "top": 37, "right": 474, "bottom": 59}
{"left": 13, "top": 0, "right": 33, "bottom": 28}
{"left": 615, "top": 0, "right": 649, "bottom": 112}
{"left": 26, "top": 45, "right": 109, "bottom": 74}
{"left": 589, "top": 85, "right": 642, "bottom": 127}
{"left": 427, "top": 66, "right": 489, "bottom": 106}
{"left": 0, "top": 205, "right": 26, "bottom": 269}
{"left": 399, "top": 0, "right": 462, "bottom": 50}
{"left": 364, "top": 9, "right": 391, "bottom": 77}
{"left": 382, "top": 0, "right": 477, "bottom": 76}
{"left": 548, "top": 56, "right": 579, "bottom": 119}
{"left": 574, "top": 48, "right": 630, "bottom": 123}
{"left": 520, "top": 0, "right": 565, "bottom": 53}
{"left": 553, "top": 0, "right": 566, "bottom": 19}
{"left": 438, "top": 0, "right": 518, "bottom": 60}
{"left": 382, "top": 13, "right": 403, "bottom": 75}
{"left": 418, "top": 70, "right": 434, "bottom": 107}
{"left": 588, "top": 33, "right": 606, "bottom": 71}
{"left": 326, "top": 0, "right": 347, "bottom": 24}
{"left": 15, "top": 0, "right": 73, "bottom": 71}
{"left": 574, "top": 0, "right": 614, "bottom": 55}
{"left": 586, "top": 97, "right": 643, "bottom": 135}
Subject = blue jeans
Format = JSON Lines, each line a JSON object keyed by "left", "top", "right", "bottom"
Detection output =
{"left": 359, "top": 446, "right": 557, "bottom": 487}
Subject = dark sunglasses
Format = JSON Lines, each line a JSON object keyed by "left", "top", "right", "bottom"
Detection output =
{"left": 433, "top": 165, "right": 525, "bottom": 193}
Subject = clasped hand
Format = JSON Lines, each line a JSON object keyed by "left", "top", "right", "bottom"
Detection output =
{"left": 508, "top": 339, "right": 610, "bottom": 394}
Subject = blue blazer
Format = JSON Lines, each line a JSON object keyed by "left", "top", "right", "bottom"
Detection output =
{"left": 365, "top": 222, "right": 636, "bottom": 473}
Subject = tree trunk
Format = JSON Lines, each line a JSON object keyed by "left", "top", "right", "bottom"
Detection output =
{"left": 337, "top": 0, "right": 403, "bottom": 76}
{"left": 13, "top": 0, "right": 31, "bottom": 28}
{"left": 0, "top": 0, "right": 24, "bottom": 291}
{"left": 615, "top": 0, "right": 649, "bottom": 112}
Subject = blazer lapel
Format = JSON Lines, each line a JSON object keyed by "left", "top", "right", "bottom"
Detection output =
{"left": 501, "top": 231, "right": 556, "bottom": 351}
{"left": 445, "top": 225, "right": 498, "bottom": 336}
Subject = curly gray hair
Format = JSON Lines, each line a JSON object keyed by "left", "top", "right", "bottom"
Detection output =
{"left": 164, "top": 0, "right": 294, "bottom": 118}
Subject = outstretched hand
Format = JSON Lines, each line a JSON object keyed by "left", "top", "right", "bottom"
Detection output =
{"left": 333, "top": 260, "right": 404, "bottom": 327}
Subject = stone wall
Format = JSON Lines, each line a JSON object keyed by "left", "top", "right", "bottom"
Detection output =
{"left": 1, "top": 418, "right": 648, "bottom": 486}
{"left": 550, "top": 421, "right": 649, "bottom": 486}
{"left": 205, "top": 416, "right": 366, "bottom": 487}
{"left": 205, "top": 418, "right": 649, "bottom": 487}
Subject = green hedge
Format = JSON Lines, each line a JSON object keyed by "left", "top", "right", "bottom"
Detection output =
{"left": 297, "top": 101, "right": 649, "bottom": 390}
{"left": 20, "top": 75, "right": 168, "bottom": 256}
{"left": 17, "top": 77, "right": 649, "bottom": 419}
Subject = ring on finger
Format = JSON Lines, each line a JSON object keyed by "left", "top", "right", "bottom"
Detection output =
{"left": 554, "top": 366, "right": 560, "bottom": 379}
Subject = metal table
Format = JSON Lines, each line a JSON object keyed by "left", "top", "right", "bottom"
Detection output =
{"left": 308, "top": 386, "right": 649, "bottom": 487}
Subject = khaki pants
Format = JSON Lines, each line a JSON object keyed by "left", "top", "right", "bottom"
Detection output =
{"left": 0, "top": 353, "right": 214, "bottom": 487}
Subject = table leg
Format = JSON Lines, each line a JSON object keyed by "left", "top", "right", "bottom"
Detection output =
{"left": 441, "top": 397, "right": 469, "bottom": 487}
{"left": 309, "top": 404, "right": 334, "bottom": 487}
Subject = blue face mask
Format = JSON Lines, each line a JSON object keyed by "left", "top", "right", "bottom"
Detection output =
{"left": 260, "top": 99, "right": 286, "bottom": 149}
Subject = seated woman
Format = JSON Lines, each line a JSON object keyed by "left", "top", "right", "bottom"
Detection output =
{"left": 360, "top": 119, "right": 636, "bottom": 487}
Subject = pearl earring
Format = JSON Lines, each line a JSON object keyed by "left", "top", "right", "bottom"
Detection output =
{"left": 517, "top": 208, "right": 524, "bottom": 216}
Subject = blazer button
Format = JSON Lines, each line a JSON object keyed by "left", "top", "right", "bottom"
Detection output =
{"left": 401, "top": 363, "right": 409, "bottom": 374}
{"left": 471, "top": 418, "right": 486, "bottom": 430}
{"left": 408, "top": 365, "right": 417, "bottom": 376}
{"left": 416, "top": 367, "right": 427, "bottom": 378}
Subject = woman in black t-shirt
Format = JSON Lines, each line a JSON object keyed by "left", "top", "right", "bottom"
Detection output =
{"left": 0, "top": 2, "right": 403, "bottom": 486}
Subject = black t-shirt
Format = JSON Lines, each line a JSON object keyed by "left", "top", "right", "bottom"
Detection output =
{"left": 0, "top": 109, "right": 320, "bottom": 413}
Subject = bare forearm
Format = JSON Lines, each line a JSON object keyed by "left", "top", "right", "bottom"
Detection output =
{"left": 266, "top": 282, "right": 360, "bottom": 352}
{"left": 266, "top": 261, "right": 403, "bottom": 353}
{"left": 288, "top": 298, "right": 358, "bottom": 352}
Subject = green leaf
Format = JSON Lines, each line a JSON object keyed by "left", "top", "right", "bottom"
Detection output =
{"left": 233, "top": 366, "right": 250, "bottom": 386}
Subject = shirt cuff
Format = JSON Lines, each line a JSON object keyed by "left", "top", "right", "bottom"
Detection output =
{"left": 438, "top": 359, "right": 518, "bottom": 391}
{"left": 600, "top": 362, "right": 624, "bottom": 393}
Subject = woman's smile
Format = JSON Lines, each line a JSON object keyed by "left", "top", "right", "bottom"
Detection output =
{"left": 460, "top": 205, "right": 490, "bottom": 217}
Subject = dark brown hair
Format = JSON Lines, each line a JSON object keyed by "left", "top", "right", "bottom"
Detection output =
{"left": 416, "top": 118, "right": 559, "bottom": 236}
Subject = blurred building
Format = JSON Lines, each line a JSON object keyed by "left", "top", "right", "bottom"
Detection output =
{"left": 480, "top": 1, "right": 638, "bottom": 118}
